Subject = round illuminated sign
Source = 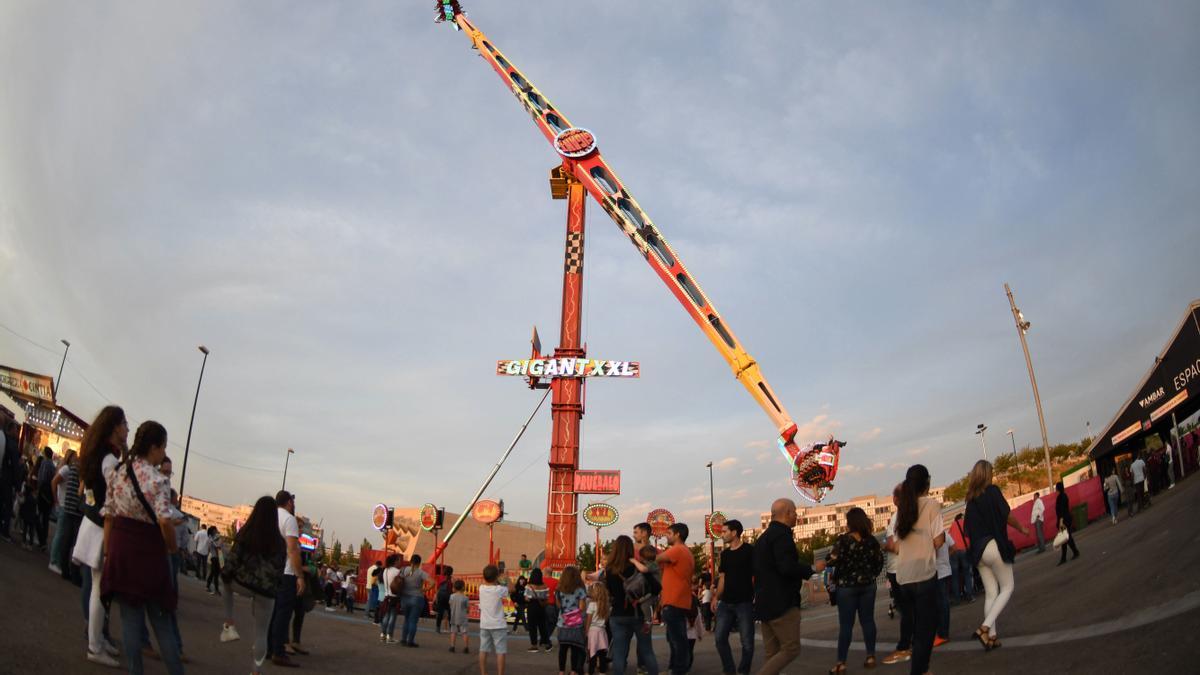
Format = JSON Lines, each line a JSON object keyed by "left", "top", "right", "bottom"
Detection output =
{"left": 372, "top": 504, "right": 391, "bottom": 532}
{"left": 473, "top": 499, "right": 504, "bottom": 525}
{"left": 582, "top": 502, "right": 620, "bottom": 528}
{"left": 646, "top": 508, "right": 676, "bottom": 538}
{"left": 706, "top": 511, "right": 727, "bottom": 538}
{"left": 419, "top": 503, "right": 439, "bottom": 531}
{"left": 553, "top": 127, "right": 597, "bottom": 159}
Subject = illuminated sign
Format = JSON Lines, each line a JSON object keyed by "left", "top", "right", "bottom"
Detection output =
{"left": 573, "top": 470, "right": 621, "bottom": 495}
{"left": 705, "top": 511, "right": 727, "bottom": 539}
{"left": 582, "top": 503, "right": 619, "bottom": 528}
{"left": 646, "top": 508, "right": 675, "bottom": 538}
{"left": 1110, "top": 421, "right": 1142, "bottom": 446}
{"left": 0, "top": 366, "right": 55, "bottom": 404}
{"left": 554, "top": 127, "right": 597, "bottom": 159}
{"left": 496, "top": 359, "right": 639, "bottom": 379}
{"left": 473, "top": 499, "right": 504, "bottom": 525}
{"left": 372, "top": 504, "right": 393, "bottom": 532}
{"left": 298, "top": 533, "right": 318, "bottom": 551}
{"left": 420, "top": 503, "right": 440, "bottom": 532}
{"left": 1150, "top": 390, "right": 1188, "bottom": 422}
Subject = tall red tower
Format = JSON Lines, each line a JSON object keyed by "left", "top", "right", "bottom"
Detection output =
{"left": 543, "top": 165, "right": 586, "bottom": 571}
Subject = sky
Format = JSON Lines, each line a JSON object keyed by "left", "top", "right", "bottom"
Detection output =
{"left": 2, "top": 1, "right": 1198, "bottom": 551}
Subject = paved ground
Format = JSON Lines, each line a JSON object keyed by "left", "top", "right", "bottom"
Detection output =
{"left": 1, "top": 477, "right": 1195, "bottom": 674}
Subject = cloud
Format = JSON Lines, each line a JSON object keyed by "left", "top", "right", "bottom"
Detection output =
{"left": 744, "top": 439, "right": 772, "bottom": 450}
{"left": 794, "top": 414, "right": 844, "bottom": 441}
{"left": 741, "top": 468, "right": 753, "bottom": 475}
{"left": 857, "top": 427, "right": 883, "bottom": 442}
{"left": 756, "top": 452, "right": 772, "bottom": 463}
{"left": 682, "top": 494, "right": 709, "bottom": 505}
{"left": 906, "top": 446, "right": 930, "bottom": 457}
{"left": 715, "top": 457, "right": 739, "bottom": 469}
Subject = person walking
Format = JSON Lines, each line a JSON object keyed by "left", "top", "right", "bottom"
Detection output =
{"left": 192, "top": 526, "right": 211, "bottom": 581}
{"left": 1029, "top": 492, "right": 1046, "bottom": 553}
{"left": 447, "top": 579, "right": 470, "bottom": 653}
{"left": 1054, "top": 481, "right": 1081, "bottom": 565}
{"left": 220, "top": 495, "right": 285, "bottom": 675}
{"left": 656, "top": 523, "right": 694, "bottom": 675}
{"left": 35, "top": 447, "right": 56, "bottom": 550}
{"left": 399, "top": 553, "right": 432, "bottom": 647}
{"left": 525, "top": 568, "right": 553, "bottom": 652}
{"left": 435, "top": 567, "right": 454, "bottom": 633}
{"left": 948, "top": 514, "right": 973, "bottom": 604}
{"left": 72, "top": 405, "right": 126, "bottom": 667}
{"left": 755, "top": 498, "right": 825, "bottom": 675}
{"left": 1130, "top": 453, "right": 1148, "bottom": 514}
{"left": 934, "top": 525, "right": 953, "bottom": 648}
{"left": 99, "top": 421, "right": 184, "bottom": 675}
{"left": 712, "top": 518, "right": 754, "bottom": 675}
{"left": 512, "top": 575, "right": 529, "bottom": 633}
{"left": 887, "top": 465, "right": 943, "bottom": 675}
{"left": 882, "top": 484, "right": 915, "bottom": 665}
{"left": 48, "top": 449, "right": 80, "bottom": 576}
{"left": 827, "top": 507, "right": 884, "bottom": 673}
{"left": 205, "top": 526, "right": 224, "bottom": 595}
{"left": 964, "top": 460, "right": 1029, "bottom": 651}
{"left": 343, "top": 569, "right": 357, "bottom": 613}
{"left": 600, "top": 535, "right": 658, "bottom": 675}
{"left": 380, "top": 554, "right": 404, "bottom": 643}
{"left": 265, "top": 490, "right": 305, "bottom": 668}
{"left": 555, "top": 565, "right": 589, "bottom": 675}
{"left": 366, "top": 560, "right": 384, "bottom": 622}
{"left": 1104, "top": 470, "right": 1121, "bottom": 524}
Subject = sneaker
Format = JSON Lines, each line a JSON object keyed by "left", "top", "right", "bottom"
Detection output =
{"left": 385, "top": 638, "right": 400, "bottom": 645}
{"left": 933, "top": 636, "right": 949, "bottom": 648}
{"left": 48, "top": 562, "right": 62, "bottom": 575}
{"left": 87, "top": 650, "right": 120, "bottom": 668}
{"left": 527, "top": 647, "right": 540, "bottom": 653}
{"left": 379, "top": 634, "right": 386, "bottom": 642}
{"left": 290, "top": 644, "right": 310, "bottom": 656}
{"left": 882, "top": 649, "right": 911, "bottom": 664}
{"left": 270, "top": 655, "right": 299, "bottom": 668}
{"left": 221, "top": 623, "right": 241, "bottom": 643}
{"left": 448, "top": 647, "right": 456, "bottom": 653}
{"left": 543, "top": 645, "right": 552, "bottom": 653}
{"left": 102, "top": 639, "right": 120, "bottom": 657}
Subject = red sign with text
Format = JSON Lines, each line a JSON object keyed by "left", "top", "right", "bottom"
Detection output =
{"left": 573, "top": 470, "right": 621, "bottom": 494}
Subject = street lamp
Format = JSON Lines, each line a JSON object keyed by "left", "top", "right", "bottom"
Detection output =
{"left": 975, "top": 423, "right": 989, "bottom": 460}
{"left": 53, "top": 339, "right": 71, "bottom": 400}
{"left": 1006, "top": 429, "right": 1023, "bottom": 493}
{"left": 283, "top": 448, "right": 295, "bottom": 491}
{"left": 706, "top": 461, "right": 716, "bottom": 581}
{"left": 177, "top": 345, "right": 210, "bottom": 501}
{"left": 1005, "top": 283, "right": 1055, "bottom": 491}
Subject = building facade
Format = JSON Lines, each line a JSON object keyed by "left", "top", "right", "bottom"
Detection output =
{"left": 759, "top": 486, "right": 949, "bottom": 542}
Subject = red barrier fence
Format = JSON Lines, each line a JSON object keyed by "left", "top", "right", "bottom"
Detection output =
{"left": 1004, "top": 476, "right": 1103, "bottom": 552}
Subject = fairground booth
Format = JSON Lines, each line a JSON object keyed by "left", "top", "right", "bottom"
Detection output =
{"left": 1087, "top": 299, "right": 1200, "bottom": 482}
{"left": 0, "top": 364, "right": 86, "bottom": 459}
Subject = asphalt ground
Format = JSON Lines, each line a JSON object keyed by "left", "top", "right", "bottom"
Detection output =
{"left": 1, "top": 476, "right": 1195, "bottom": 674}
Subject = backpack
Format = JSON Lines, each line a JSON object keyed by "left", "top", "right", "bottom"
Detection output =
{"left": 622, "top": 569, "right": 660, "bottom": 606}
{"left": 389, "top": 569, "right": 406, "bottom": 595}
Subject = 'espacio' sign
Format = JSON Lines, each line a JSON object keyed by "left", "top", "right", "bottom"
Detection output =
{"left": 496, "top": 358, "right": 640, "bottom": 378}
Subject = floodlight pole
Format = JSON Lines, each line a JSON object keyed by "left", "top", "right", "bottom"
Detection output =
{"left": 1005, "top": 283, "right": 1054, "bottom": 491}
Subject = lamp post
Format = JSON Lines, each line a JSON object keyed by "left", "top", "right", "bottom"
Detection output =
{"left": 1005, "top": 283, "right": 1055, "bottom": 491}
{"left": 1006, "top": 429, "right": 1023, "bottom": 493}
{"left": 975, "top": 423, "right": 989, "bottom": 460}
{"left": 706, "top": 461, "right": 715, "bottom": 581}
{"left": 177, "top": 345, "right": 209, "bottom": 501}
{"left": 283, "top": 448, "right": 295, "bottom": 491}
{"left": 53, "top": 339, "right": 71, "bottom": 400}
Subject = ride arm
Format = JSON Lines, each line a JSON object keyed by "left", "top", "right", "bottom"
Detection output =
{"left": 445, "top": 9, "right": 802, "bottom": 454}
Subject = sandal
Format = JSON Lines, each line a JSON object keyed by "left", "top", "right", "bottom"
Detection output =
{"left": 830, "top": 664, "right": 847, "bottom": 674}
{"left": 864, "top": 655, "right": 878, "bottom": 668}
{"left": 974, "top": 626, "right": 992, "bottom": 651}
{"left": 987, "top": 635, "right": 1002, "bottom": 651}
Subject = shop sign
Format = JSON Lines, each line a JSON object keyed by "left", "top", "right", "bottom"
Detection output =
{"left": 582, "top": 503, "right": 619, "bottom": 528}
{"left": 573, "top": 470, "right": 621, "bottom": 494}
{"left": 372, "top": 504, "right": 392, "bottom": 532}
{"left": 0, "top": 366, "right": 54, "bottom": 404}
{"left": 1111, "top": 421, "right": 1141, "bottom": 446}
{"left": 646, "top": 508, "right": 675, "bottom": 538}
{"left": 1150, "top": 390, "right": 1188, "bottom": 422}
{"left": 473, "top": 499, "right": 504, "bottom": 525}
{"left": 298, "top": 533, "right": 318, "bottom": 551}
{"left": 496, "top": 358, "right": 639, "bottom": 378}
{"left": 705, "top": 511, "right": 727, "bottom": 538}
{"left": 420, "top": 503, "right": 440, "bottom": 531}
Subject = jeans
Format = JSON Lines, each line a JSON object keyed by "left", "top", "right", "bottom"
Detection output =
{"left": 714, "top": 600, "right": 755, "bottom": 674}
{"left": 660, "top": 605, "right": 690, "bottom": 674}
{"left": 897, "top": 576, "right": 938, "bottom": 675}
{"left": 117, "top": 597, "right": 183, "bottom": 675}
{"left": 207, "top": 558, "right": 222, "bottom": 593}
{"left": 83, "top": 565, "right": 111, "bottom": 655}
{"left": 759, "top": 606, "right": 801, "bottom": 675}
{"left": 935, "top": 577, "right": 950, "bottom": 639}
{"left": 1034, "top": 518, "right": 1045, "bottom": 552}
{"left": 401, "top": 595, "right": 423, "bottom": 644}
{"left": 949, "top": 552, "right": 974, "bottom": 601}
{"left": 381, "top": 601, "right": 399, "bottom": 638}
{"left": 836, "top": 584, "right": 878, "bottom": 663}
{"left": 609, "top": 614, "right": 658, "bottom": 675}
{"left": 49, "top": 506, "right": 66, "bottom": 565}
{"left": 267, "top": 574, "right": 297, "bottom": 658}
{"left": 887, "top": 572, "right": 913, "bottom": 651}
{"left": 194, "top": 552, "right": 207, "bottom": 580}
{"left": 1107, "top": 492, "right": 1119, "bottom": 520}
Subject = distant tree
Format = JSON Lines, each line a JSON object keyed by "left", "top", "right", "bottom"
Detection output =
{"left": 944, "top": 476, "right": 970, "bottom": 503}
{"left": 331, "top": 540, "right": 343, "bottom": 566}
{"left": 576, "top": 543, "right": 595, "bottom": 572}
{"left": 361, "top": 537, "right": 373, "bottom": 553}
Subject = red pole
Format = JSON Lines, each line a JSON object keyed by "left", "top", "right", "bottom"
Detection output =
{"left": 488, "top": 524, "right": 494, "bottom": 565}
{"left": 595, "top": 527, "right": 601, "bottom": 573}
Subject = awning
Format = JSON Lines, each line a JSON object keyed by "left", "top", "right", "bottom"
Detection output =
{"left": 0, "top": 390, "right": 27, "bottom": 423}
{"left": 1088, "top": 299, "right": 1200, "bottom": 461}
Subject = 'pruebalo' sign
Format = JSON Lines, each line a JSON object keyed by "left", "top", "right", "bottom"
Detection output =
{"left": 573, "top": 470, "right": 621, "bottom": 495}
{"left": 497, "top": 358, "right": 639, "bottom": 378}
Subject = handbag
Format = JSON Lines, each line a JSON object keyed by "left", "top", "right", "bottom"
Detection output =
{"left": 556, "top": 624, "right": 586, "bottom": 647}
{"left": 1052, "top": 528, "right": 1069, "bottom": 549}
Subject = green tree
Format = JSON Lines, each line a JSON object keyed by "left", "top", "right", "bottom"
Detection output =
{"left": 576, "top": 543, "right": 595, "bottom": 572}
{"left": 361, "top": 537, "right": 373, "bottom": 553}
{"left": 331, "top": 540, "right": 343, "bottom": 566}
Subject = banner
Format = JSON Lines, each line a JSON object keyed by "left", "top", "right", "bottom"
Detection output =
{"left": 574, "top": 470, "right": 621, "bottom": 494}
{"left": 497, "top": 358, "right": 639, "bottom": 379}
{"left": 0, "top": 366, "right": 54, "bottom": 404}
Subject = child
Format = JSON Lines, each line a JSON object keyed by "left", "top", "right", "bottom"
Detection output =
{"left": 448, "top": 579, "right": 470, "bottom": 654}
{"left": 20, "top": 475, "right": 39, "bottom": 549}
{"left": 478, "top": 564, "right": 509, "bottom": 675}
{"left": 637, "top": 546, "right": 660, "bottom": 628}
{"left": 585, "top": 582, "right": 610, "bottom": 674}
{"left": 685, "top": 588, "right": 704, "bottom": 671}
{"left": 555, "top": 566, "right": 588, "bottom": 675}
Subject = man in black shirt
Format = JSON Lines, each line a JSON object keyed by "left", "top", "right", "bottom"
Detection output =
{"left": 713, "top": 519, "right": 754, "bottom": 675}
{"left": 754, "top": 498, "right": 825, "bottom": 675}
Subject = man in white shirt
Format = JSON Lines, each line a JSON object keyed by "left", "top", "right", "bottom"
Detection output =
{"left": 1165, "top": 442, "right": 1176, "bottom": 488}
{"left": 1030, "top": 492, "right": 1046, "bottom": 553}
{"left": 193, "top": 527, "right": 211, "bottom": 580}
{"left": 1130, "top": 454, "right": 1148, "bottom": 514}
{"left": 267, "top": 490, "right": 306, "bottom": 668}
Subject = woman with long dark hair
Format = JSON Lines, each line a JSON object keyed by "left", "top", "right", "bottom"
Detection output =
{"left": 964, "top": 460, "right": 1029, "bottom": 651}
{"left": 100, "top": 420, "right": 183, "bottom": 674}
{"left": 206, "top": 526, "right": 224, "bottom": 595}
{"left": 525, "top": 567, "right": 552, "bottom": 652}
{"left": 601, "top": 535, "right": 657, "bottom": 675}
{"left": 886, "top": 465, "right": 944, "bottom": 675}
{"left": 828, "top": 507, "right": 884, "bottom": 673}
{"left": 71, "top": 405, "right": 127, "bottom": 667}
{"left": 221, "top": 495, "right": 286, "bottom": 674}
{"left": 1054, "top": 481, "right": 1080, "bottom": 565}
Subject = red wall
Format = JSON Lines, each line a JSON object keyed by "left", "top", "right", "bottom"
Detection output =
{"left": 1004, "top": 476, "right": 1104, "bottom": 552}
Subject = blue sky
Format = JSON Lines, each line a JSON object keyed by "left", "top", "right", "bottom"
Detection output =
{"left": 2, "top": 1, "right": 1197, "bottom": 549}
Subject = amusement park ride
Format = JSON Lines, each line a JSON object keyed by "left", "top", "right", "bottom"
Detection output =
{"left": 430, "top": 2, "right": 846, "bottom": 572}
